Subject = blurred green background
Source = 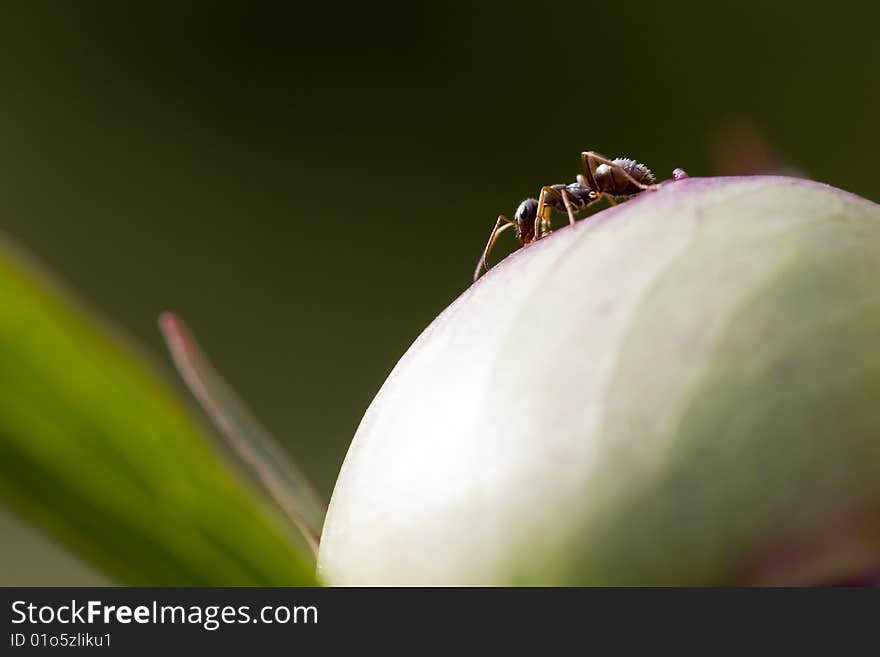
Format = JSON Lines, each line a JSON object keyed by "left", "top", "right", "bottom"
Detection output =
{"left": 0, "top": 1, "right": 877, "bottom": 584}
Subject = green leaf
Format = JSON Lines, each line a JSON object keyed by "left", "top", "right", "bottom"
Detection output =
{"left": 0, "top": 239, "right": 316, "bottom": 585}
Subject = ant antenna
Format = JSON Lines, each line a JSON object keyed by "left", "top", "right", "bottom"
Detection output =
{"left": 474, "top": 215, "right": 517, "bottom": 281}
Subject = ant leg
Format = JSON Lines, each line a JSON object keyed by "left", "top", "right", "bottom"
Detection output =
{"left": 577, "top": 173, "right": 607, "bottom": 209}
{"left": 577, "top": 173, "right": 600, "bottom": 199}
{"left": 534, "top": 186, "right": 564, "bottom": 239}
{"left": 582, "top": 151, "right": 657, "bottom": 192}
{"left": 560, "top": 188, "right": 577, "bottom": 225}
{"left": 580, "top": 151, "right": 602, "bottom": 194}
{"left": 577, "top": 157, "right": 609, "bottom": 209}
{"left": 474, "top": 214, "right": 517, "bottom": 282}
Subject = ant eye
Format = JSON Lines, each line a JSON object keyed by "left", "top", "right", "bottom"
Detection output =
{"left": 514, "top": 199, "right": 538, "bottom": 221}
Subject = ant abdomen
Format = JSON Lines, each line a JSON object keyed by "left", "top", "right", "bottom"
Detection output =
{"left": 594, "top": 158, "right": 655, "bottom": 197}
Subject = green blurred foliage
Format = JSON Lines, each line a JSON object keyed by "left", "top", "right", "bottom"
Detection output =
{"left": 0, "top": 1, "right": 877, "bottom": 582}
{"left": 0, "top": 242, "right": 316, "bottom": 585}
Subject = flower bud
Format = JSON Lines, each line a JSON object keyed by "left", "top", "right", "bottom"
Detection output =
{"left": 319, "top": 177, "right": 880, "bottom": 585}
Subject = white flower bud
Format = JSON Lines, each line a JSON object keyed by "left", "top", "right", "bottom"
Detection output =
{"left": 319, "top": 177, "right": 880, "bottom": 585}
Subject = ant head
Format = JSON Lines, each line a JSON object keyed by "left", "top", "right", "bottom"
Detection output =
{"left": 514, "top": 198, "right": 539, "bottom": 244}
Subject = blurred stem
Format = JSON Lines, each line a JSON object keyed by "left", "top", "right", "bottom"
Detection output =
{"left": 159, "top": 312, "right": 326, "bottom": 554}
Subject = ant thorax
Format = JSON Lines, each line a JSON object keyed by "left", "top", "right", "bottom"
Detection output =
{"left": 551, "top": 183, "right": 594, "bottom": 211}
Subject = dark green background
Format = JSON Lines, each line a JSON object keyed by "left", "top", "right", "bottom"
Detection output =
{"left": 1, "top": 2, "right": 877, "bottom": 583}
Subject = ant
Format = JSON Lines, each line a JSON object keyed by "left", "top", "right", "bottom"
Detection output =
{"left": 474, "top": 151, "right": 671, "bottom": 281}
